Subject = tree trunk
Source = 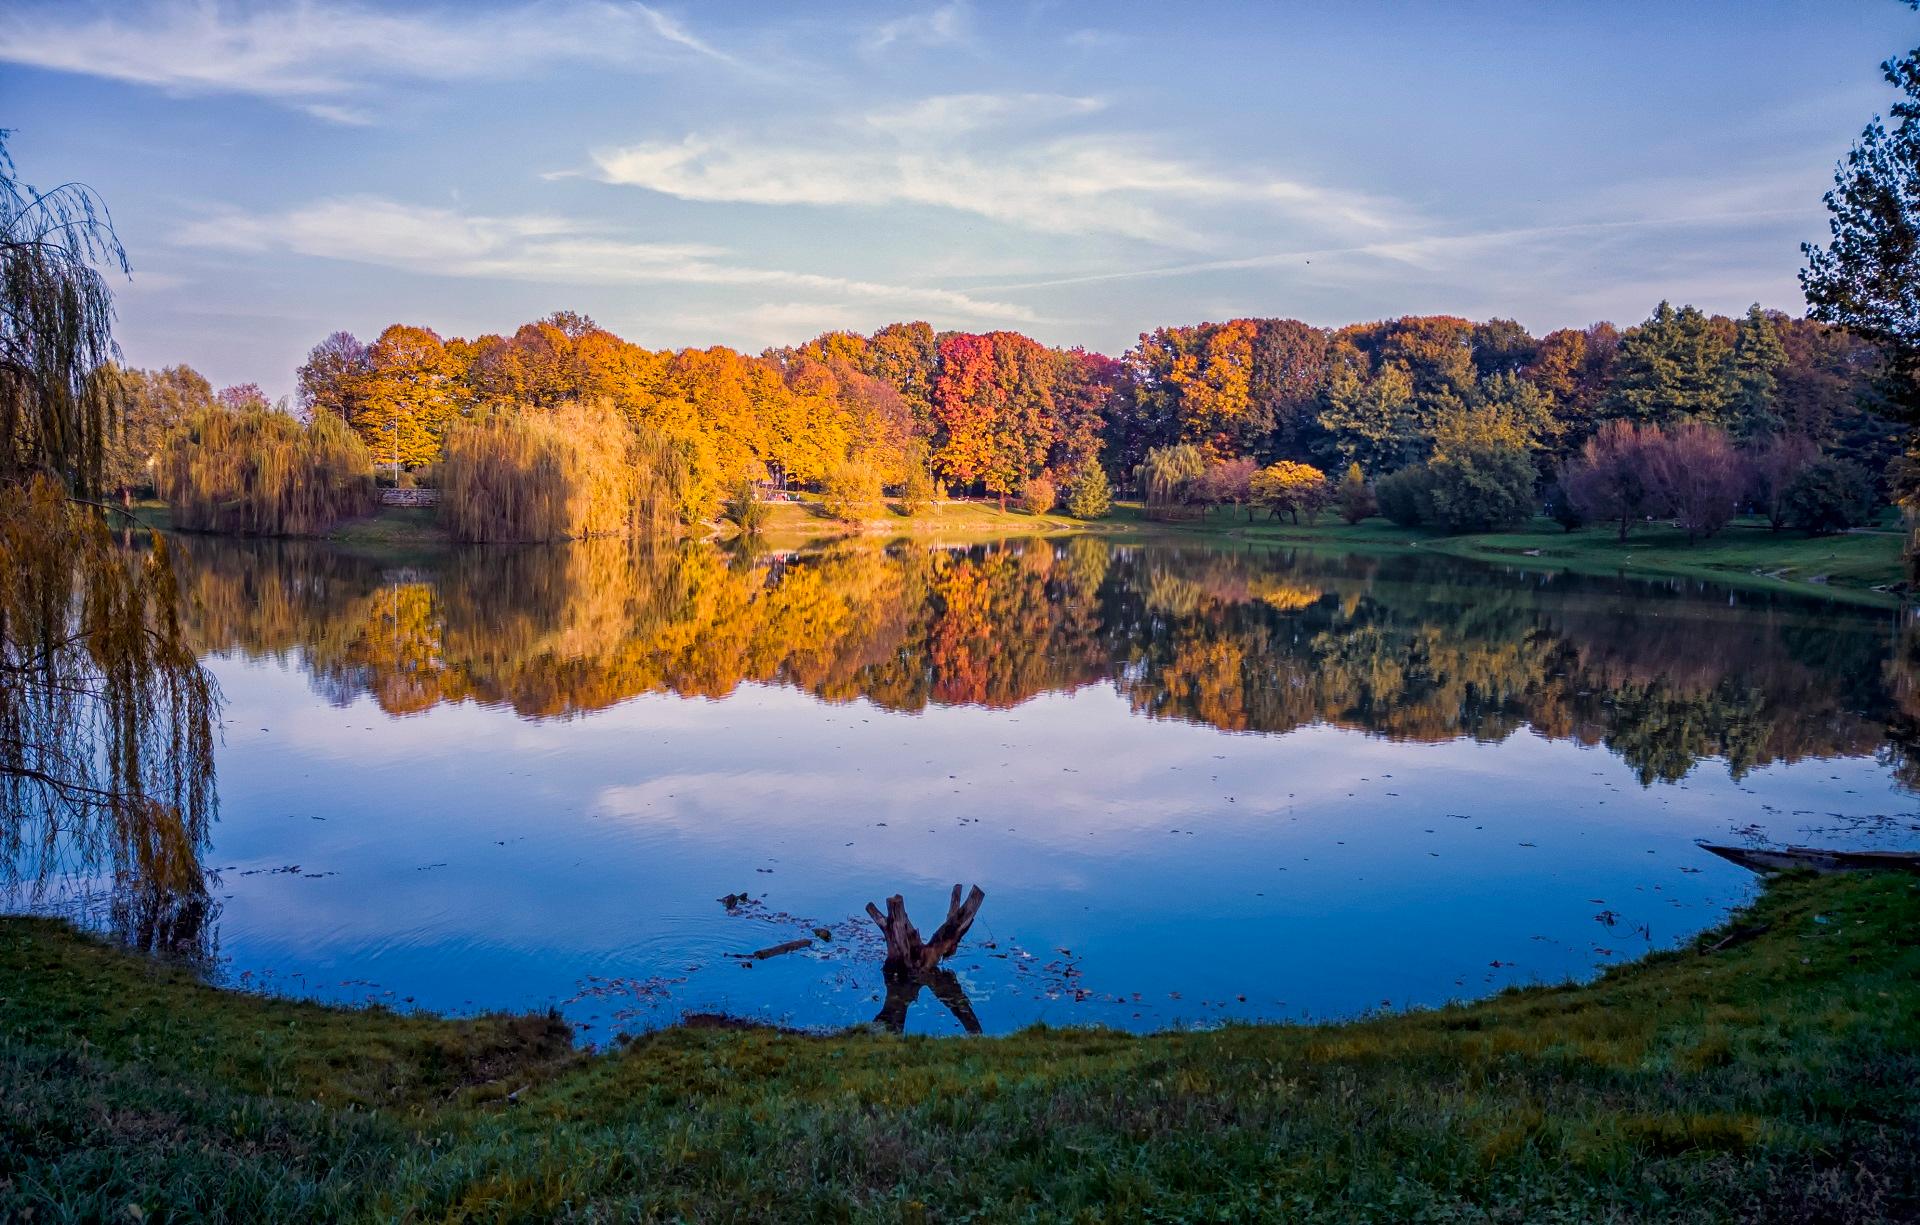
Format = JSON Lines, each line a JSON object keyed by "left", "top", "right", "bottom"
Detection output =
{"left": 864, "top": 884, "right": 985, "bottom": 976}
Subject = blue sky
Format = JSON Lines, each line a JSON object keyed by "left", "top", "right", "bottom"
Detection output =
{"left": 1, "top": 1, "right": 1913, "bottom": 396}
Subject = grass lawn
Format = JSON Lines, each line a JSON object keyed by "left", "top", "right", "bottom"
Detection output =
{"left": 3, "top": 871, "right": 1916, "bottom": 1220}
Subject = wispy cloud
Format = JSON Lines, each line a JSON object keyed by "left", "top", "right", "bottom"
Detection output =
{"left": 175, "top": 195, "right": 1039, "bottom": 323}
{"left": 0, "top": 0, "right": 733, "bottom": 122}
{"left": 592, "top": 92, "right": 1407, "bottom": 247}
{"left": 864, "top": 1, "right": 969, "bottom": 54}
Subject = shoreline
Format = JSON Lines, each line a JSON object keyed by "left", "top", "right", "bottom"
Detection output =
{"left": 4, "top": 870, "right": 1915, "bottom": 1217}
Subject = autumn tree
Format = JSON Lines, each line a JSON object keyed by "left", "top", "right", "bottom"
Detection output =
{"left": 1336, "top": 462, "right": 1376, "bottom": 524}
{"left": 296, "top": 331, "right": 369, "bottom": 423}
{"left": 354, "top": 324, "right": 466, "bottom": 470}
{"left": 1645, "top": 419, "right": 1743, "bottom": 543}
{"left": 1565, "top": 420, "right": 1668, "bottom": 541}
{"left": 1251, "top": 460, "right": 1332, "bottom": 524}
{"left": 1251, "top": 318, "right": 1331, "bottom": 456}
{"left": 1137, "top": 443, "right": 1208, "bottom": 519}
{"left": 98, "top": 363, "right": 215, "bottom": 502}
{"left": 931, "top": 331, "right": 1059, "bottom": 507}
{"left": 1316, "top": 350, "right": 1422, "bottom": 472}
{"left": 1745, "top": 433, "right": 1819, "bottom": 531}
{"left": 1196, "top": 456, "right": 1258, "bottom": 519}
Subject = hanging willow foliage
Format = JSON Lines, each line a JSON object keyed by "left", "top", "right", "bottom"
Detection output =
{"left": 0, "top": 134, "right": 127, "bottom": 496}
{"left": 156, "top": 406, "right": 377, "bottom": 536}
{"left": 1, "top": 476, "right": 221, "bottom": 959}
{"left": 439, "top": 400, "right": 686, "bottom": 542}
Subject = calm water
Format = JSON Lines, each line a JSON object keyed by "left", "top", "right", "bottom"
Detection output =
{"left": 13, "top": 534, "right": 1920, "bottom": 1037}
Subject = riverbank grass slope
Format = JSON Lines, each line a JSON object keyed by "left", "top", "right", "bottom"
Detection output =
{"left": 3, "top": 872, "right": 1916, "bottom": 1220}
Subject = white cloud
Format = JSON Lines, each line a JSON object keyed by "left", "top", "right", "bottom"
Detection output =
{"left": 0, "top": 0, "right": 732, "bottom": 121}
{"left": 865, "top": 1, "right": 969, "bottom": 53}
{"left": 175, "top": 195, "right": 1039, "bottom": 322}
{"left": 592, "top": 93, "right": 1406, "bottom": 248}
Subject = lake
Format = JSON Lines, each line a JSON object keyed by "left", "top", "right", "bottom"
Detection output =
{"left": 10, "top": 533, "right": 1919, "bottom": 1038}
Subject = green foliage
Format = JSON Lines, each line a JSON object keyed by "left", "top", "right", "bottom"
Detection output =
{"left": 1375, "top": 464, "right": 1434, "bottom": 527}
{"left": 721, "top": 477, "right": 769, "bottom": 536}
{"left": 1422, "top": 408, "right": 1538, "bottom": 532}
{"left": 439, "top": 402, "right": 669, "bottom": 542}
{"left": 96, "top": 364, "right": 215, "bottom": 500}
{"left": 5, "top": 873, "right": 1916, "bottom": 1220}
{"left": 1019, "top": 471, "right": 1057, "bottom": 515}
{"left": 1137, "top": 443, "right": 1209, "bottom": 519}
{"left": 1063, "top": 463, "right": 1112, "bottom": 519}
{"left": 1727, "top": 304, "right": 1788, "bottom": 440}
{"left": 1607, "top": 301, "right": 1732, "bottom": 425}
{"left": 156, "top": 406, "right": 376, "bottom": 536}
{"left": 1783, "top": 457, "right": 1875, "bottom": 534}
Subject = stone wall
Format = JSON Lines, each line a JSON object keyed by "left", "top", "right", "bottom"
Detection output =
{"left": 379, "top": 487, "right": 440, "bottom": 508}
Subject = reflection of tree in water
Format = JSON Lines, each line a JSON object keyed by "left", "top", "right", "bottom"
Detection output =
{"left": 3, "top": 487, "right": 221, "bottom": 968}
{"left": 164, "top": 534, "right": 1902, "bottom": 789}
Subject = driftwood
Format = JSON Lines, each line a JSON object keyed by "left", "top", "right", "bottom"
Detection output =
{"left": 1697, "top": 842, "right": 1920, "bottom": 875}
{"left": 864, "top": 884, "right": 986, "bottom": 975}
{"left": 725, "top": 938, "right": 813, "bottom": 961}
{"left": 863, "top": 884, "right": 987, "bottom": 1033}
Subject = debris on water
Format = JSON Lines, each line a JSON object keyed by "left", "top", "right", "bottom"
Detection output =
{"left": 812, "top": 927, "right": 833, "bottom": 941}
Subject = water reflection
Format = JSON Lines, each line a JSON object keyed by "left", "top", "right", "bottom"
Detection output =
{"left": 164, "top": 534, "right": 1906, "bottom": 789}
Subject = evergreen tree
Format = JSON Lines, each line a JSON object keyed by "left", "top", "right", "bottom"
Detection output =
{"left": 1726, "top": 304, "right": 1788, "bottom": 440}
{"left": 1606, "top": 302, "right": 1732, "bottom": 425}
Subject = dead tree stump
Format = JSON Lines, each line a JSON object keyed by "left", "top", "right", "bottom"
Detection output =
{"left": 863, "top": 884, "right": 986, "bottom": 1033}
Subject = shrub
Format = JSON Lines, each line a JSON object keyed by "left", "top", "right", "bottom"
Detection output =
{"left": 1783, "top": 458, "right": 1874, "bottom": 534}
{"left": 156, "top": 406, "right": 375, "bottom": 536}
{"left": 721, "top": 477, "right": 769, "bottom": 535}
{"left": 1745, "top": 434, "right": 1818, "bottom": 531}
{"left": 1250, "top": 460, "right": 1332, "bottom": 524}
{"left": 1197, "top": 457, "right": 1257, "bottom": 519}
{"left": 1375, "top": 465, "right": 1433, "bottom": 527}
{"left": 1336, "top": 462, "right": 1376, "bottom": 525}
{"left": 1064, "top": 464, "right": 1113, "bottom": 520}
{"left": 820, "top": 460, "right": 881, "bottom": 523}
{"left": 1019, "top": 473, "right": 1058, "bottom": 515}
{"left": 439, "top": 401, "right": 661, "bottom": 542}
{"left": 896, "top": 466, "right": 935, "bottom": 517}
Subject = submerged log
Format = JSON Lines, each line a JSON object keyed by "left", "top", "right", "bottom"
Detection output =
{"left": 863, "top": 883, "right": 986, "bottom": 975}
{"left": 863, "top": 884, "right": 988, "bottom": 1033}
{"left": 1697, "top": 842, "right": 1920, "bottom": 875}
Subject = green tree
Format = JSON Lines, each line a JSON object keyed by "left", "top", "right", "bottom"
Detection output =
{"left": 1727, "top": 305, "right": 1788, "bottom": 440}
{"left": 1316, "top": 357, "right": 1421, "bottom": 472}
{"left": 1783, "top": 458, "right": 1875, "bottom": 534}
{"left": 98, "top": 363, "right": 215, "bottom": 502}
{"left": 722, "top": 476, "right": 769, "bottom": 535}
{"left": 1423, "top": 408, "right": 1537, "bottom": 532}
{"left": 1606, "top": 302, "right": 1732, "bottom": 425}
{"left": 1064, "top": 463, "right": 1113, "bottom": 519}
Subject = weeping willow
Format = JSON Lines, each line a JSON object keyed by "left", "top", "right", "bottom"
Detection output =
{"left": 0, "top": 133, "right": 125, "bottom": 496}
{"left": 439, "top": 401, "right": 684, "bottom": 542}
{"left": 157, "top": 405, "right": 376, "bottom": 535}
{"left": 1, "top": 134, "right": 222, "bottom": 962}
{"left": 1137, "top": 444, "right": 1208, "bottom": 520}
{"left": 1, "top": 477, "right": 220, "bottom": 960}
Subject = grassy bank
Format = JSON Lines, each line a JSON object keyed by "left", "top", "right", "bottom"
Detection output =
{"left": 3, "top": 872, "right": 1916, "bottom": 1220}
{"left": 1139, "top": 508, "right": 1908, "bottom": 607}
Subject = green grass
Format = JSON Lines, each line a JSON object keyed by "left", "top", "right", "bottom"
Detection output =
{"left": 4, "top": 872, "right": 1916, "bottom": 1220}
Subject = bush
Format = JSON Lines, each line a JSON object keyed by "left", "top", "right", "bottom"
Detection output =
{"left": 1375, "top": 465, "right": 1433, "bottom": 527}
{"left": 1064, "top": 464, "right": 1113, "bottom": 520}
{"left": 721, "top": 477, "right": 769, "bottom": 535}
{"left": 820, "top": 460, "right": 881, "bottom": 523}
{"left": 156, "top": 406, "right": 376, "bottom": 536}
{"left": 896, "top": 466, "right": 935, "bottom": 517}
{"left": 1019, "top": 473, "right": 1058, "bottom": 515}
{"left": 1336, "top": 463, "right": 1376, "bottom": 525}
{"left": 1783, "top": 458, "right": 1873, "bottom": 534}
{"left": 439, "top": 402, "right": 661, "bottom": 542}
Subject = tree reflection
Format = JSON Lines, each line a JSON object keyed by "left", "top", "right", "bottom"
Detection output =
{"left": 163, "top": 535, "right": 1902, "bottom": 789}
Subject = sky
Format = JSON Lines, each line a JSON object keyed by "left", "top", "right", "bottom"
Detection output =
{"left": 1, "top": 0, "right": 1915, "bottom": 398}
